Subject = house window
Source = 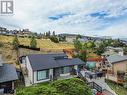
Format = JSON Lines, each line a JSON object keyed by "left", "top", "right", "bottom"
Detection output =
{"left": 37, "top": 70, "right": 49, "bottom": 81}
{"left": 61, "top": 67, "right": 70, "bottom": 74}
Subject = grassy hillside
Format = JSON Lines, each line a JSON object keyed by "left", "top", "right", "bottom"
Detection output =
{"left": 0, "top": 35, "right": 74, "bottom": 66}
{"left": 0, "top": 35, "right": 74, "bottom": 49}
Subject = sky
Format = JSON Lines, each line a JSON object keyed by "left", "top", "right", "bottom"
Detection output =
{"left": 0, "top": 0, "right": 127, "bottom": 38}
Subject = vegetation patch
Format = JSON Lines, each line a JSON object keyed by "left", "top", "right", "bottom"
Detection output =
{"left": 106, "top": 79, "right": 127, "bottom": 95}
{"left": 16, "top": 78, "right": 92, "bottom": 95}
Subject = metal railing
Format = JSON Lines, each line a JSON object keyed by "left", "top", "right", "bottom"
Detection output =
{"left": 88, "top": 82, "right": 103, "bottom": 93}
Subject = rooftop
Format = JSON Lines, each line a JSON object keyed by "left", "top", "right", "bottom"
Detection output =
{"left": 28, "top": 53, "right": 85, "bottom": 71}
{"left": 106, "top": 54, "right": 127, "bottom": 64}
{"left": 0, "top": 64, "right": 18, "bottom": 83}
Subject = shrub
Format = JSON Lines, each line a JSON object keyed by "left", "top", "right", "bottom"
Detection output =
{"left": 50, "top": 36, "right": 59, "bottom": 43}
{"left": 0, "top": 42, "right": 3, "bottom": 47}
{"left": 17, "top": 78, "right": 92, "bottom": 95}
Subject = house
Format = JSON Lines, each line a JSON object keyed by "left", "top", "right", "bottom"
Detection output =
{"left": 0, "top": 27, "right": 7, "bottom": 35}
{"left": 102, "top": 47, "right": 124, "bottom": 56}
{"left": 20, "top": 53, "right": 85, "bottom": 85}
{"left": 58, "top": 34, "right": 77, "bottom": 43}
{"left": 0, "top": 61, "right": 18, "bottom": 94}
{"left": 106, "top": 54, "right": 127, "bottom": 75}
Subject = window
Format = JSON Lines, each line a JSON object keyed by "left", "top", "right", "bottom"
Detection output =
{"left": 37, "top": 70, "right": 49, "bottom": 81}
{"left": 61, "top": 67, "right": 70, "bottom": 74}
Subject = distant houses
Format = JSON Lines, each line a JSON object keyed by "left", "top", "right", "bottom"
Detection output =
{"left": 19, "top": 53, "right": 85, "bottom": 86}
{"left": 0, "top": 26, "right": 31, "bottom": 37}
{"left": 58, "top": 33, "right": 112, "bottom": 43}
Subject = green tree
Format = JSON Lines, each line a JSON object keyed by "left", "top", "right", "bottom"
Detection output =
{"left": 12, "top": 35, "right": 20, "bottom": 50}
{"left": 52, "top": 31, "right": 56, "bottom": 36}
{"left": 73, "top": 39, "right": 82, "bottom": 51}
{"left": 17, "top": 78, "right": 92, "bottom": 95}
{"left": 50, "top": 36, "right": 59, "bottom": 43}
{"left": 12, "top": 35, "right": 20, "bottom": 63}
{"left": 95, "top": 42, "right": 105, "bottom": 55}
{"left": 76, "top": 34, "right": 82, "bottom": 40}
{"left": 87, "top": 41, "right": 95, "bottom": 49}
{"left": 30, "top": 35, "right": 37, "bottom": 48}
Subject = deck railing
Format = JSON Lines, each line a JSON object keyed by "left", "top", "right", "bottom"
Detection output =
{"left": 88, "top": 82, "right": 103, "bottom": 93}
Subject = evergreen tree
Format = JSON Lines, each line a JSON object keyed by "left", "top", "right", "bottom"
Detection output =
{"left": 30, "top": 35, "right": 37, "bottom": 48}
{"left": 73, "top": 39, "right": 82, "bottom": 51}
{"left": 12, "top": 35, "right": 20, "bottom": 50}
{"left": 52, "top": 31, "right": 56, "bottom": 36}
{"left": 12, "top": 35, "right": 20, "bottom": 63}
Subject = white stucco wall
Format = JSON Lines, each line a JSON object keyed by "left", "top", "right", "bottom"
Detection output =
{"left": 33, "top": 69, "right": 53, "bottom": 84}
{"left": 26, "top": 56, "right": 33, "bottom": 84}
{"left": 74, "top": 65, "right": 78, "bottom": 75}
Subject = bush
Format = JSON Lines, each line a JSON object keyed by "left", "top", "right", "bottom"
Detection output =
{"left": 50, "top": 36, "right": 59, "bottom": 43}
{"left": 16, "top": 78, "right": 92, "bottom": 95}
{"left": 51, "top": 78, "right": 92, "bottom": 95}
{"left": 0, "top": 42, "right": 4, "bottom": 47}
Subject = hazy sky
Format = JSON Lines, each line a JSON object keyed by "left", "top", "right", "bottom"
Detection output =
{"left": 0, "top": 0, "right": 127, "bottom": 37}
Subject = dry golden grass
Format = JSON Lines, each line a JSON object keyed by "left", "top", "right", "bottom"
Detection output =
{"left": 0, "top": 35, "right": 74, "bottom": 49}
{"left": 0, "top": 35, "right": 74, "bottom": 67}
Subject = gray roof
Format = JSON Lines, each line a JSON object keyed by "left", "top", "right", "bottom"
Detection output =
{"left": 106, "top": 55, "right": 127, "bottom": 64}
{"left": 28, "top": 53, "right": 85, "bottom": 71}
{"left": 0, "top": 64, "right": 18, "bottom": 83}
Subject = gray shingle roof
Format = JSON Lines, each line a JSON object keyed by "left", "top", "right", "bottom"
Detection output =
{"left": 0, "top": 64, "right": 18, "bottom": 83}
{"left": 106, "top": 55, "right": 127, "bottom": 64}
{"left": 28, "top": 53, "right": 85, "bottom": 71}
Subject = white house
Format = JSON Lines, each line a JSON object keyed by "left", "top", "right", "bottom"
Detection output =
{"left": 20, "top": 53, "right": 85, "bottom": 85}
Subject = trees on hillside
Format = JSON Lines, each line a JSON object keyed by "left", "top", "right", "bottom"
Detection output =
{"left": 94, "top": 42, "right": 105, "bottom": 55}
{"left": 30, "top": 35, "right": 37, "bottom": 48}
{"left": 73, "top": 39, "right": 87, "bottom": 62}
{"left": 12, "top": 35, "right": 20, "bottom": 63}
{"left": 73, "top": 39, "right": 82, "bottom": 51}
{"left": 13, "top": 35, "right": 20, "bottom": 50}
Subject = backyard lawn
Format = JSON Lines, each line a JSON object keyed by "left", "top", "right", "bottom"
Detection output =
{"left": 107, "top": 80, "right": 127, "bottom": 95}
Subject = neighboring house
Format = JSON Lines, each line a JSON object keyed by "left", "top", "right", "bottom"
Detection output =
{"left": 0, "top": 62, "right": 18, "bottom": 94}
{"left": 20, "top": 53, "right": 85, "bottom": 85}
{"left": 0, "top": 27, "right": 7, "bottom": 35}
{"left": 58, "top": 34, "right": 77, "bottom": 43}
{"left": 106, "top": 54, "right": 127, "bottom": 75}
{"left": 103, "top": 47, "right": 124, "bottom": 56}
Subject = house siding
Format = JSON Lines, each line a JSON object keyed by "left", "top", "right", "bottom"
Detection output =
{"left": 113, "top": 60, "right": 127, "bottom": 75}
{"left": 26, "top": 56, "right": 33, "bottom": 84}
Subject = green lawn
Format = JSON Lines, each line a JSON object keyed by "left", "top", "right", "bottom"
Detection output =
{"left": 107, "top": 80, "right": 127, "bottom": 95}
